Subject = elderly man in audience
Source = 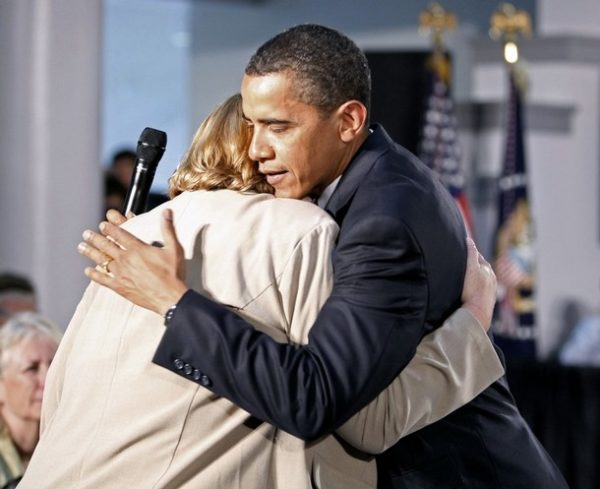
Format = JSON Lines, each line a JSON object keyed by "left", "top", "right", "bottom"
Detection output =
{"left": 0, "top": 312, "right": 62, "bottom": 489}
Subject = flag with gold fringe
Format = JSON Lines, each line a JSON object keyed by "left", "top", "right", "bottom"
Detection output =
{"left": 492, "top": 64, "right": 537, "bottom": 358}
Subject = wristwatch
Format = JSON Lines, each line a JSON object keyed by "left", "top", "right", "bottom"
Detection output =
{"left": 164, "top": 304, "right": 178, "bottom": 326}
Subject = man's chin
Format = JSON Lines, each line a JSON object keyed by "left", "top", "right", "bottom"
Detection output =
{"left": 273, "top": 188, "right": 304, "bottom": 200}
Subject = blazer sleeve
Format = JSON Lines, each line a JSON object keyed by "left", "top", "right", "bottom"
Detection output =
{"left": 336, "top": 308, "right": 504, "bottom": 454}
{"left": 275, "top": 223, "right": 336, "bottom": 346}
{"left": 153, "top": 214, "right": 448, "bottom": 440}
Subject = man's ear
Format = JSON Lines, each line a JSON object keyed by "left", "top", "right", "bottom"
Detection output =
{"left": 337, "top": 100, "right": 368, "bottom": 142}
{"left": 0, "top": 380, "right": 6, "bottom": 404}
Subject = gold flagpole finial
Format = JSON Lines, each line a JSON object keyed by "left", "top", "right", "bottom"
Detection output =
{"left": 489, "top": 3, "right": 532, "bottom": 64}
{"left": 419, "top": 2, "right": 458, "bottom": 53}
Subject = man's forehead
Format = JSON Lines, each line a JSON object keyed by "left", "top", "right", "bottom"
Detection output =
{"left": 241, "top": 75, "right": 317, "bottom": 123}
{"left": 242, "top": 74, "right": 297, "bottom": 106}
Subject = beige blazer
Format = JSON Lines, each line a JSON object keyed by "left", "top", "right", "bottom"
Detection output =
{"left": 20, "top": 190, "right": 503, "bottom": 489}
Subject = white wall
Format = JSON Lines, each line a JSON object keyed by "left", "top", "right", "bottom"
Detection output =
{"left": 538, "top": 0, "right": 600, "bottom": 37}
{"left": 102, "top": 0, "right": 191, "bottom": 192}
{"left": 0, "top": 0, "right": 103, "bottom": 327}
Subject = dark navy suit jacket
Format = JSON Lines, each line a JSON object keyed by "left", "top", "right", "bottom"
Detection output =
{"left": 153, "top": 125, "right": 567, "bottom": 488}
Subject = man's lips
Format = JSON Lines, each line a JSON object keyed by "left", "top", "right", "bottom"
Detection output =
{"left": 262, "top": 170, "right": 287, "bottom": 186}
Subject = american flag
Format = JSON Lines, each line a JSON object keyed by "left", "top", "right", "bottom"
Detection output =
{"left": 492, "top": 65, "right": 537, "bottom": 358}
{"left": 418, "top": 51, "right": 475, "bottom": 238}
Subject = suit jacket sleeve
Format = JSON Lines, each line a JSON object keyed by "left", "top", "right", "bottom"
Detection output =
{"left": 153, "top": 213, "right": 449, "bottom": 440}
{"left": 336, "top": 308, "right": 504, "bottom": 453}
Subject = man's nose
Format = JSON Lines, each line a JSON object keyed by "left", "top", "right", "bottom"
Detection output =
{"left": 249, "top": 130, "right": 272, "bottom": 161}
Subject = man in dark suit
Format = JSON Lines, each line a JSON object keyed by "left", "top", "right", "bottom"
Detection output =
{"left": 83, "top": 24, "right": 567, "bottom": 488}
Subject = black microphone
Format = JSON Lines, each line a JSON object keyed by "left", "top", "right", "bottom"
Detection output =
{"left": 122, "top": 127, "right": 167, "bottom": 216}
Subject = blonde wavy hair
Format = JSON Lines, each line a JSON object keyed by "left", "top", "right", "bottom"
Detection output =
{"left": 168, "top": 94, "right": 272, "bottom": 198}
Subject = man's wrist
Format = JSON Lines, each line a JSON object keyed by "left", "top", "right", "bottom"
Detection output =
{"left": 158, "top": 283, "right": 188, "bottom": 320}
{"left": 463, "top": 302, "right": 492, "bottom": 332}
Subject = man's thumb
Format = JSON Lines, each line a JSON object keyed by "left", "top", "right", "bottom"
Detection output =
{"left": 466, "top": 237, "right": 478, "bottom": 265}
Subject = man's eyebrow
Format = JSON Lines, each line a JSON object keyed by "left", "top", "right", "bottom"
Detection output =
{"left": 242, "top": 115, "right": 293, "bottom": 125}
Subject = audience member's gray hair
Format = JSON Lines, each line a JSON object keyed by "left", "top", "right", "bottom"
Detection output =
{"left": 0, "top": 312, "right": 62, "bottom": 372}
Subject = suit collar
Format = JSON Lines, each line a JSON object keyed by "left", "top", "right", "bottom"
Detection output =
{"left": 325, "top": 124, "right": 393, "bottom": 219}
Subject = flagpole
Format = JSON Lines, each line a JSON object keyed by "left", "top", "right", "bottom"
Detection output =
{"left": 418, "top": 2, "right": 457, "bottom": 53}
{"left": 490, "top": 3, "right": 531, "bottom": 92}
{"left": 489, "top": 3, "right": 537, "bottom": 359}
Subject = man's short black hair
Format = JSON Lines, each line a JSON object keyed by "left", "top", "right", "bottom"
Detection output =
{"left": 246, "top": 24, "right": 371, "bottom": 117}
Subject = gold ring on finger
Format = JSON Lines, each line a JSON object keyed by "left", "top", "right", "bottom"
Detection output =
{"left": 99, "top": 258, "right": 114, "bottom": 274}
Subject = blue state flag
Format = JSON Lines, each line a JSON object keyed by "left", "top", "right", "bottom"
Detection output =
{"left": 492, "top": 66, "right": 537, "bottom": 359}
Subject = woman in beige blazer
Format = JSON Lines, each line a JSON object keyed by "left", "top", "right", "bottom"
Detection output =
{"left": 20, "top": 94, "right": 502, "bottom": 489}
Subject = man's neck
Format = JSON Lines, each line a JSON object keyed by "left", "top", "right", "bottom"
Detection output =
{"left": 340, "top": 128, "right": 370, "bottom": 175}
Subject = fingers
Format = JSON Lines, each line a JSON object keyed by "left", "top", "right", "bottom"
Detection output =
{"left": 466, "top": 237, "right": 478, "bottom": 266}
{"left": 81, "top": 229, "right": 123, "bottom": 259}
{"left": 99, "top": 221, "right": 142, "bottom": 250}
{"left": 84, "top": 266, "right": 114, "bottom": 286}
{"left": 78, "top": 240, "right": 112, "bottom": 267}
{"left": 466, "top": 237, "right": 492, "bottom": 271}
{"left": 461, "top": 237, "right": 498, "bottom": 331}
{"left": 161, "top": 209, "right": 182, "bottom": 253}
{"left": 106, "top": 209, "right": 128, "bottom": 226}
{"left": 478, "top": 253, "right": 493, "bottom": 273}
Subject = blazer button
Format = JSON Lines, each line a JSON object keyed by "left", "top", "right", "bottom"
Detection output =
{"left": 199, "top": 374, "right": 212, "bottom": 387}
{"left": 184, "top": 363, "right": 193, "bottom": 375}
{"left": 174, "top": 358, "right": 184, "bottom": 370}
{"left": 192, "top": 369, "right": 201, "bottom": 381}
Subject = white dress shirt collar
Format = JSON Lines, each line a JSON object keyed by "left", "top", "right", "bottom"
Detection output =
{"left": 316, "top": 175, "right": 342, "bottom": 209}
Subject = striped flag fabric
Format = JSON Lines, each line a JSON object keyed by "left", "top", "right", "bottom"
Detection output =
{"left": 418, "top": 51, "right": 475, "bottom": 238}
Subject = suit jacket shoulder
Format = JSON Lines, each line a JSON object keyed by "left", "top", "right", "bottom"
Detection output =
{"left": 328, "top": 125, "right": 467, "bottom": 330}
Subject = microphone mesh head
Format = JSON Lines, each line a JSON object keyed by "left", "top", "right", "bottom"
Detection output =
{"left": 137, "top": 127, "right": 167, "bottom": 167}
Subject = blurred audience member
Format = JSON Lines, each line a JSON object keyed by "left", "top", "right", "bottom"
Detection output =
{"left": 0, "top": 275, "right": 37, "bottom": 326}
{"left": 103, "top": 173, "right": 127, "bottom": 215}
{"left": 109, "top": 148, "right": 137, "bottom": 189}
{"left": 0, "top": 313, "right": 62, "bottom": 488}
{"left": 559, "top": 307, "right": 600, "bottom": 367}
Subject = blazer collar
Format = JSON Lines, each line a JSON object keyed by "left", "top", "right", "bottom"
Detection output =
{"left": 325, "top": 124, "right": 393, "bottom": 220}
